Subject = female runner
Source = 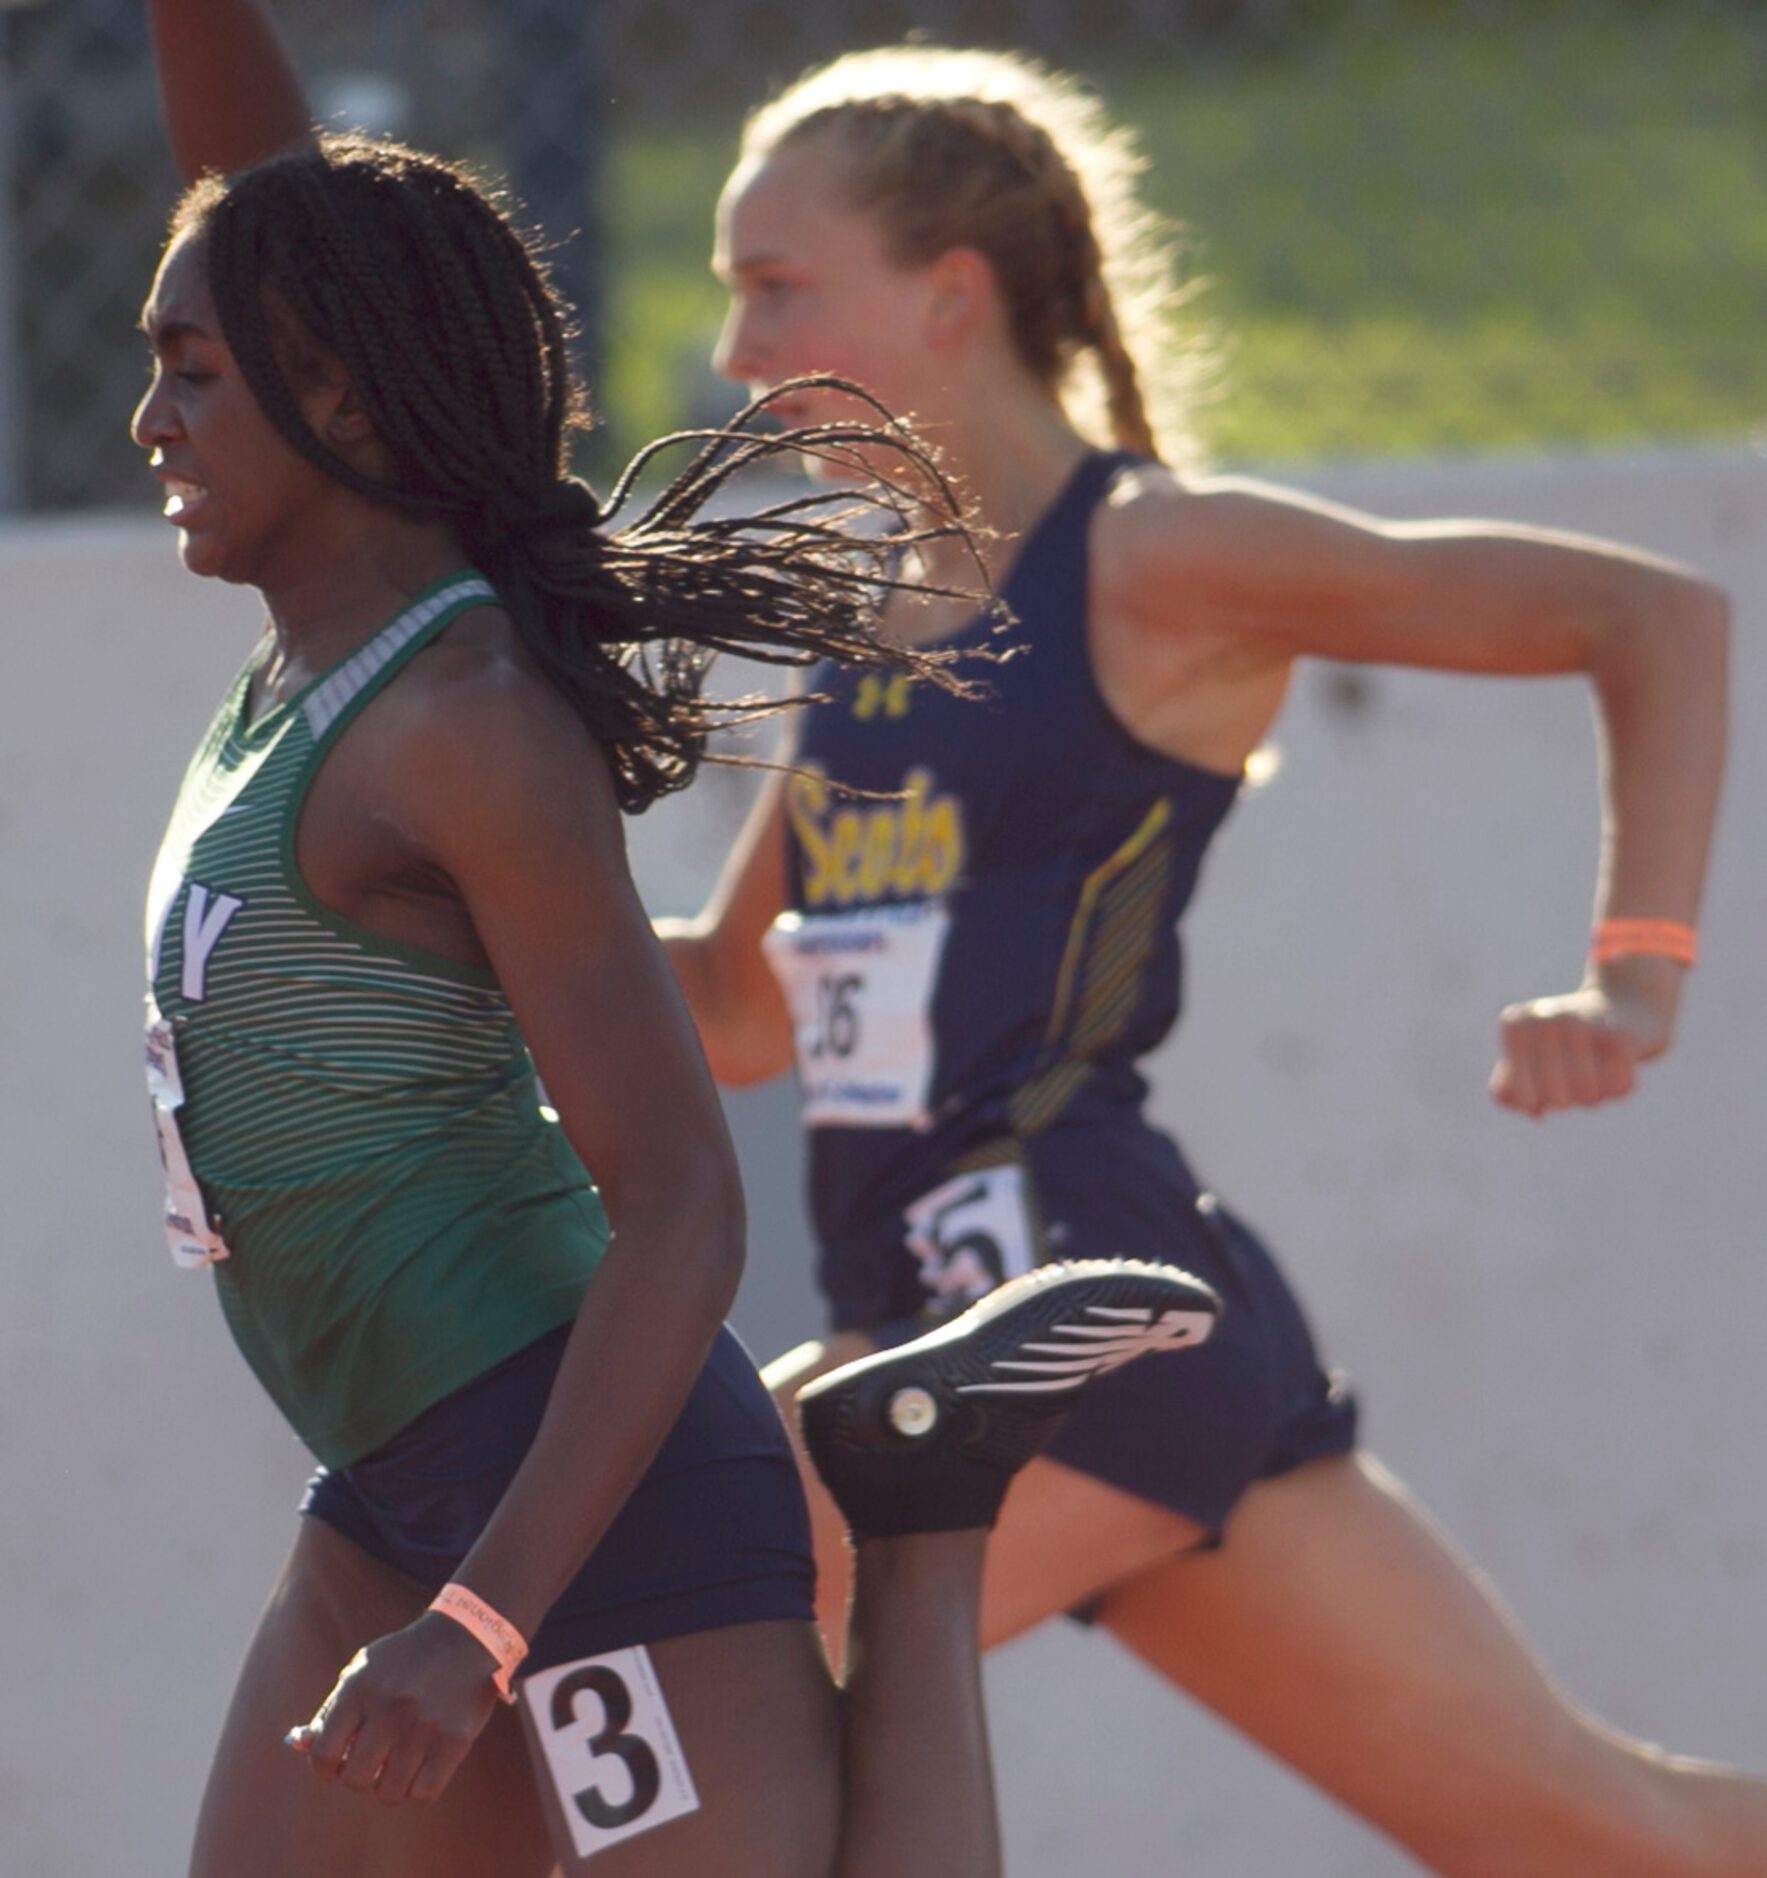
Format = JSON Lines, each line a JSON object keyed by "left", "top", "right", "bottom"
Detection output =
{"left": 661, "top": 44, "right": 1767, "bottom": 1878}
{"left": 137, "top": 10, "right": 1220, "bottom": 1875}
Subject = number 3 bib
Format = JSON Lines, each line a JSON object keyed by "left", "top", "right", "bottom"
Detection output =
{"left": 764, "top": 900, "right": 952, "bottom": 1129}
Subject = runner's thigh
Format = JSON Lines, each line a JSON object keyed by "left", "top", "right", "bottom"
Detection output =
{"left": 1098, "top": 1452, "right": 1705, "bottom": 1876}
{"left": 190, "top": 1517, "right": 551, "bottom": 1878}
{"left": 521, "top": 1618, "right": 841, "bottom": 1878}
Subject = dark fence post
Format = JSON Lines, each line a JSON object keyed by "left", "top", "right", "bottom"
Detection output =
{"left": 0, "top": 8, "right": 24, "bottom": 513}
{"left": 506, "top": 0, "right": 604, "bottom": 397}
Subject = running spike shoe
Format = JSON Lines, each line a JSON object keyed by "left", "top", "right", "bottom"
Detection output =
{"left": 797, "top": 1259, "right": 1221, "bottom": 1539}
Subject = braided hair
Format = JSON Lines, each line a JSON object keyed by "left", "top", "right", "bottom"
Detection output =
{"left": 172, "top": 135, "right": 991, "bottom": 812}
{"left": 742, "top": 47, "right": 1209, "bottom": 468}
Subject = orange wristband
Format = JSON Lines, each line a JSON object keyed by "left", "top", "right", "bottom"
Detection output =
{"left": 1590, "top": 918, "right": 1698, "bottom": 967}
{"left": 429, "top": 1583, "right": 528, "bottom": 1704}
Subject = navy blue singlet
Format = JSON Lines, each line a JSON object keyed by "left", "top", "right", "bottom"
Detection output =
{"left": 773, "top": 450, "right": 1356, "bottom": 1534}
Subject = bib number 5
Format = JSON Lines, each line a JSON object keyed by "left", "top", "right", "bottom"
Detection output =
{"left": 905, "top": 1164, "right": 1036, "bottom": 1306}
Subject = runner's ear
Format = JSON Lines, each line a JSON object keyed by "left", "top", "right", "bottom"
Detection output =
{"left": 924, "top": 246, "right": 1000, "bottom": 353}
{"left": 308, "top": 368, "right": 385, "bottom": 465}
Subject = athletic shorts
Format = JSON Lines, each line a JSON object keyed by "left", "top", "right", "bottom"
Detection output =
{"left": 301, "top": 1322, "right": 816, "bottom": 1675}
{"left": 834, "top": 1119, "right": 1358, "bottom": 1543}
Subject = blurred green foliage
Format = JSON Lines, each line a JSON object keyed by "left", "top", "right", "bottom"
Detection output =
{"left": 593, "top": 6, "right": 1765, "bottom": 468}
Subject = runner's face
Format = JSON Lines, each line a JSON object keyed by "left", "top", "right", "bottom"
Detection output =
{"left": 712, "top": 141, "right": 948, "bottom": 476}
{"left": 131, "top": 230, "right": 338, "bottom": 585}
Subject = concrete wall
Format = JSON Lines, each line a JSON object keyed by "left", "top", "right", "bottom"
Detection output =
{"left": 2, "top": 444, "right": 1762, "bottom": 1874}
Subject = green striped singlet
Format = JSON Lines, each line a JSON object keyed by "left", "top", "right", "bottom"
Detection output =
{"left": 144, "top": 572, "right": 607, "bottom": 1466}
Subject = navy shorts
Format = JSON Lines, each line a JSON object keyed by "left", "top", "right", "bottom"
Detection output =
{"left": 838, "top": 1121, "right": 1358, "bottom": 1543}
{"left": 302, "top": 1323, "right": 816, "bottom": 1674}
{"left": 1039, "top": 1192, "right": 1357, "bottom": 1540}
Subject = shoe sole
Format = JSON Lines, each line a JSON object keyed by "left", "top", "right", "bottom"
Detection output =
{"left": 802, "top": 1259, "right": 1222, "bottom": 1446}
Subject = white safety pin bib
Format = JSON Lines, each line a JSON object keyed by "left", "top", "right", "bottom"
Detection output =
{"left": 145, "top": 1003, "right": 231, "bottom": 1269}
{"left": 764, "top": 900, "right": 951, "bottom": 1130}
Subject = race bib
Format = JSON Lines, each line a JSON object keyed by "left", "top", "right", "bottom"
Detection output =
{"left": 145, "top": 1006, "right": 230, "bottom": 1270}
{"left": 905, "top": 1165, "right": 1036, "bottom": 1306}
{"left": 764, "top": 901, "right": 951, "bottom": 1129}
{"left": 523, "top": 1646, "right": 699, "bottom": 1861}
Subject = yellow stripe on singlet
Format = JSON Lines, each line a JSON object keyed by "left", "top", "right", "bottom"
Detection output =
{"left": 1010, "top": 798, "right": 1175, "bottom": 1135}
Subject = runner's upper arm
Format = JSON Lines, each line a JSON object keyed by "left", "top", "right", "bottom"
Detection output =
{"left": 659, "top": 761, "right": 797, "bottom": 1085}
{"left": 388, "top": 654, "right": 743, "bottom": 1249}
{"left": 1101, "top": 469, "right": 1726, "bottom": 678}
{"left": 698, "top": 762, "right": 792, "bottom": 961}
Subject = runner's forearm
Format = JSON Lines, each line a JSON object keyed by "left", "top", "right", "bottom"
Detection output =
{"left": 448, "top": 1176, "right": 742, "bottom": 1639}
{"left": 1587, "top": 576, "right": 1727, "bottom": 924}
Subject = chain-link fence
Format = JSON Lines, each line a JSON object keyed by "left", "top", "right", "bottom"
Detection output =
{"left": 2, "top": 0, "right": 1762, "bottom": 512}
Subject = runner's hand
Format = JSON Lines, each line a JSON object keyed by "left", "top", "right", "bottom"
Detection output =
{"left": 1489, "top": 963, "right": 1680, "bottom": 1118}
{"left": 285, "top": 1612, "right": 504, "bottom": 1805}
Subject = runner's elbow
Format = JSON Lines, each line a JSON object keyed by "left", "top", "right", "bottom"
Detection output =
{"left": 1686, "top": 578, "right": 1732, "bottom": 666}
{"left": 709, "top": 1021, "right": 796, "bottom": 1088}
{"left": 630, "top": 1151, "right": 748, "bottom": 1315}
{"left": 689, "top": 948, "right": 795, "bottom": 1087}
{"left": 1591, "top": 568, "right": 1729, "bottom": 692}
{"left": 1657, "top": 573, "right": 1731, "bottom": 653}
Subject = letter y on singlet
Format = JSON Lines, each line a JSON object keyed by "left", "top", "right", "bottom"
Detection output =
{"left": 181, "top": 883, "right": 245, "bottom": 1002}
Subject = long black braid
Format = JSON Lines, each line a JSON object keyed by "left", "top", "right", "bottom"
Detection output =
{"left": 173, "top": 134, "right": 996, "bottom": 811}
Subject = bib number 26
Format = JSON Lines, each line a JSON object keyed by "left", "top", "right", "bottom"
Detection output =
{"left": 808, "top": 970, "right": 864, "bottom": 1062}
{"left": 764, "top": 900, "right": 952, "bottom": 1129}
